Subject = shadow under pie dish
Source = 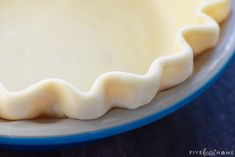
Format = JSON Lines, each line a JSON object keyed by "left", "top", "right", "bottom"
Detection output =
{"left": 0, "top": 0, "right": 231, "bottom": 120}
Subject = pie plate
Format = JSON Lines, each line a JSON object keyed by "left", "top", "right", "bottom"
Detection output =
{"left": 0, "top": 1, "right": 234, "bottom": 148}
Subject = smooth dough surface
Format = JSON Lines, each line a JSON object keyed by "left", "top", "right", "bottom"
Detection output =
{"left": 0, "top": 0, "right": 203, "bottom": 91}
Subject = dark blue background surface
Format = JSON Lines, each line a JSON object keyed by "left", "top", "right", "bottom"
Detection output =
{"left": 0, "top": 61, "right": 234, "bottom": 156}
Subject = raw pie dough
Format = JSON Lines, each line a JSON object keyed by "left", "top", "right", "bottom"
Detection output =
{"left": 0, "top": 0, "right": 231, "bottom": 120}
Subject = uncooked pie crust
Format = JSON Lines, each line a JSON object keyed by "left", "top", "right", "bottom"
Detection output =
{"left": 0, "top": 0, "right": 231, "bottom": 120}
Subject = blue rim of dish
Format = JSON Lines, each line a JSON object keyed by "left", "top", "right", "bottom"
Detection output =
{"left": 0, "top": 49, "right": 234, "bottom": 147}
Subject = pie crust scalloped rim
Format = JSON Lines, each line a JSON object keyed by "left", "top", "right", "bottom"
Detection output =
{"left": 0, "top": 0, "right": 231, "bottom": 120}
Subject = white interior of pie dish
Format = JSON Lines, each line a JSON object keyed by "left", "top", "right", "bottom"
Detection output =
{"left": 0, "top": 1, "right": 234, "bottom": 144}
